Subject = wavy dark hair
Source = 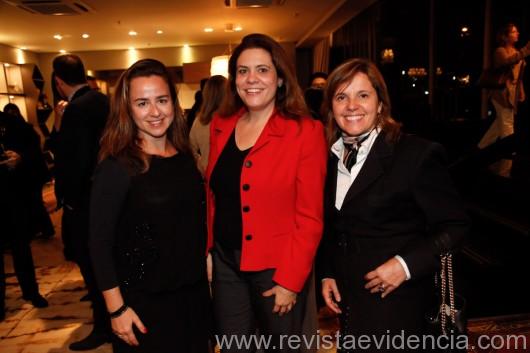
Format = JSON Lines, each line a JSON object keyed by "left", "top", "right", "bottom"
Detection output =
{"left": 198, "top": 75, "right": 227, "bottom": 125}
{"left": 217, "top": 33, "right": 308, "bottom": 119}
{"left": 323, "top": 58, "right": 401, "bottom": 145}
{"left": 99, "top": 58, "right": 189, "bottom": 173}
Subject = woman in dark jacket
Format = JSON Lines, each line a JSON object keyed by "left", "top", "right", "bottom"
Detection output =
{"left": 320, "top": 58, "right": 469, "bottom": 352}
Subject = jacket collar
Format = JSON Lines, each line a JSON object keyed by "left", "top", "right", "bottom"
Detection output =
{"left": 69, "top": 85, "right": 91, "bottom": 102}
{"left": 337, "top": 130, "right": 395, "bottom": 206}
{"left": 212, "top": 107, "right": 286, "bottom": 155}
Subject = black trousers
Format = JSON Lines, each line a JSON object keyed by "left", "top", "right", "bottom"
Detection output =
{"left": 0, "top": 188, "right": 39, "bottom": 308}
{"left": 212, "top": 244, "right": 308, "bottom": 353}
{"left": 62, "top": 207, "right": 110, "bottom": 333}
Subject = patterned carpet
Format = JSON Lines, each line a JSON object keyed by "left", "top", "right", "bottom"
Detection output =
{"left": 467, "top": 314, "right": 530, "bottom": 352}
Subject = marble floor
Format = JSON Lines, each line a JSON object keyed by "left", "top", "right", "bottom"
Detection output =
{"left": 0, "top": 186, "right": 112, "bottom": 353}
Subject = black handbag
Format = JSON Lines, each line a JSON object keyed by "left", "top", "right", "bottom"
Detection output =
{"left": 425, "top": 253, "right": 468, "bottom": 352}
{"left": 477, "top": 67, "right": 507, "bottom": 89}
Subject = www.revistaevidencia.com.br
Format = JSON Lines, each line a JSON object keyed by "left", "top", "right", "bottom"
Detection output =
{"left": 215, "top": 330, "right": 527, "bottom": 351}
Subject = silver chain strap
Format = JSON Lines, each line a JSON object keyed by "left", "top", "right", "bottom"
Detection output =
{"left": 439, "top": 253, "right": 456, "bottom": 335}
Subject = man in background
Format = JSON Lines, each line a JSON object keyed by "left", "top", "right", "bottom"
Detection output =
{"left": 48, "top": 54, "right": 110, "bottom": 350}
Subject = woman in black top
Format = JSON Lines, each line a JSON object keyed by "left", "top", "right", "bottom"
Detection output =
{"left": 89, "top": 59, "right": 210, "bottom": 353}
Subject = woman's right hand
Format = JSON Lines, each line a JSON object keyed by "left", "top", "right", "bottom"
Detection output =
{"left": 111, "top": 307, "right": 147, "bottom": 346}
{"left": 321, "top": 278, "right": 342, "bottom": 314}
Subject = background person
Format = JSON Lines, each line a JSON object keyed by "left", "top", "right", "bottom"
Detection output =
{"left": 320, "top": 58, "right": 469, "bottom": 352}
{"left": 1, "top": 110, "right": 48, "bottom": 322}
{"left": 3, "top": 103, "right": 54, "bottom": 239}
{"left": 48, "top": 54, "right": 111, "bottom": 350}
{"left": 206, "top": 33, "right": 327, "bottom": 352}
{"left": 478, "top": 23, "right": 530, "bottom": 149}
{"left": 190, "top": 75, "right": 227, "bottom": 175}
{"left": 89, "top": 59, "right": 210, "bottom": 353}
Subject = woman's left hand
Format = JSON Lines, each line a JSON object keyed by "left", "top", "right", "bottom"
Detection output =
{"left": 262, "top": 285, "right": 297, "bottom": 316}
{"left": 364, "top": 257, "right": 407, "bottom": 298}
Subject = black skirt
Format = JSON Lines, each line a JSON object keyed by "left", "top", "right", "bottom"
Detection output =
{"left": 112, "top": 280, "right": 212, "bottom": 353}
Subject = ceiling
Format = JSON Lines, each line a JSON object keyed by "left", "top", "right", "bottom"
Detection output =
{"left": 0, "top": 0, "right": 375, "bottom": 53}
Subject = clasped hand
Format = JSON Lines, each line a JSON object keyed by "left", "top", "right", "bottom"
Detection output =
{"left": 322, "top": 257, "right": 408, "bottom": 314}
{"left": 262, "top": 285, "right": 297, "bottom": 316}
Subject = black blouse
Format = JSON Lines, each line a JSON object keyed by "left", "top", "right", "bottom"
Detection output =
{"left": 210, "top": 131, "right": 251, "bottom": 250}
{"left": 89, "top": 153, "right": 207, "bottom": 293}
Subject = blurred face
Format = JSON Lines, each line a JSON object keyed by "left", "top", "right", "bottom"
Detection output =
{"left": 235, "top": 48, "right": 282, "bottom": 113}
{"left": 311, "top": 77, "right": 327, "bottom": 89}
{"left": 332, "top": 72, "right": 382, "bottom": 137}
{"left": 129, "top": 75, "right": 174, "bottom": 142}
{"left": 507, "top": 26, "right": 519, "bottom": 44}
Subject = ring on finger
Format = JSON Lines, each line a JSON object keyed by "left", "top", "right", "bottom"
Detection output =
{"left": 378, "top": 283, "right": 386, "bottom": 292}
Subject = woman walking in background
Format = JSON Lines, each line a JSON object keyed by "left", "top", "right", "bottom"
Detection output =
{"left": 89, "top": 58, "right": 210, "bottom": 353}
{"left": 478, "top": 23, "right": 530, "bottom": 149}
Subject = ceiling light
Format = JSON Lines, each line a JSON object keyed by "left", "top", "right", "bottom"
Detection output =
{"left": 234, "top": 25, "right": 243, "bottom": 32}
{"left": 156, "top": 30, "right": 163, "bottom": 34}
{"left": 53, "top": 34, "right": 63, "bottom": 40}
{"left": 20, "top": 47, "right": 27, "bottom": 50}
{"left": 82, "top": 33, "right": 90, "bottom": 39}
{"left": 4, "top": 63, "right": 10, "bottom": 67}
{"left": 128, "top": 31, "right": 137, "bottom": 36}
{"left": 183, "top": 44, "right": 190, "bottom": 48}
{"left": 204, "top": 27, "right": 214, "bottom": 33}
{"left": 59, "top": 49, "right": 66, "bottom": 53}
{"left": 128, "top": 47, "right": 135, "bottom": 50}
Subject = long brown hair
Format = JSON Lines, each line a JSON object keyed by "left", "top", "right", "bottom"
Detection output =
{"left": 323, "top": 58, "right": 401, "bottom": 146}
{"left": 198, "top": 75, "right": 227, "bottom": 125}
{"left": 99, "top": 58, "right": 189, "bottom": 173}
{"left": 217, "top": 33, "right": 308, "bottom": 119}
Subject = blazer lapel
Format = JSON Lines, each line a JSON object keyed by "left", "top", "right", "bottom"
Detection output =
{"left": 248, "top": 111, "right": 285, "bottom": 155}
{"left": 326, "top": 153, "right": 339, "bottom": 207}
{"left": 342, "top": 132, "right": 394, "bottom": 205}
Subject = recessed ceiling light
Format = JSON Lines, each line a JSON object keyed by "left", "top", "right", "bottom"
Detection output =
{"left": 59, "top": 49, "right": 66, "bottom": 53}
{"left": 183, "top": 44, "right": 190, "bottom": 48}
{"left": 4, "top": 63, "right": 11, "bottom": 67}
{"left": 82, "top": 33, "right": 90, "bottom": 39}
{"left": 234, "top": 25, "right": 243, "bottom": 32}
{"left": 128, "top": 31, "right": 137, "bottom": 36}
{"left": 20, "top": 47, "right": 27, "bottom": 50}
{"left": 128, "top": 47, "right": 135, "bottom": 50}
{"left": 204, "top": 27, "right": 214, "bottom": 33}
{"left": 156, "top": 30, "right": 163, "bottom": 34}
{"left": 53, "top": 34, "right": 63, "bottom": 40}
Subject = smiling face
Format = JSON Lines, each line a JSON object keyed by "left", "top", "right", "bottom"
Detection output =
{"left": 332, "top": 72, "right": 382, "bottom": 137}
{"left": 129, "top": 75, "right": 174, "bottom": 143}
{"left": 235, "top": 48, "right": 282, "bottom": 113}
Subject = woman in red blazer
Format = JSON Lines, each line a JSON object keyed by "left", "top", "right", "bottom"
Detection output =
{"left": 206, "top": 33, "right": 327, "bottom": 352}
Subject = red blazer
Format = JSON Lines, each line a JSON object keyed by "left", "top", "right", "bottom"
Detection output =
{"left": 206, "top": 109, "right": 327, "bottom": 292}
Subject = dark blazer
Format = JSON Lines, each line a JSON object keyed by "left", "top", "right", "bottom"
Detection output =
{"left": 49, "top": 86, "right": 109, "bottom": 210}
{"left": 322, "top": 131, "right": 469, "bottom": 337}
